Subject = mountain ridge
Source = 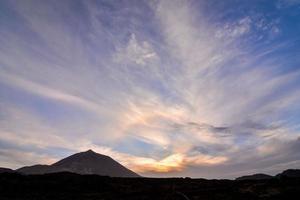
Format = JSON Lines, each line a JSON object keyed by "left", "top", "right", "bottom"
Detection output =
{"left": 235, "top": 173, "right": 273, "bottom": 180}
{"left": 235, "top": 169, "right": 300, "bottom": 180}
{"left": 1, "top": 151, "right": 300, "bottom": 179}
{"left": 0, "top": 167, "right": 14, "bottom": 173}
{"left": 16, "top": 150, "right": 140, "bottom": 177}
{"left": 276, "top": 169, "right": 300, "bottom": 178}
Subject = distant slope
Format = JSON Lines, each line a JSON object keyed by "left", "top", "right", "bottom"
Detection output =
{"left": 17, "top": 165, "right": 52, "bottom": 174}
{"left": 0, "top": 167, "right": 14, "bottom": 173}
{"left": 17, "top": 150, "right": 140, "bottom": 177}
{"left": 276, "top": 169, "right": 300, "bottom": 178}
{"left": 236, "top": 173, "right": 273, "bottom": 180}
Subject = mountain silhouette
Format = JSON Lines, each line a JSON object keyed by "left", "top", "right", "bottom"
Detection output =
{"left": 17, "top": 150, "right": 140, "bottom": 177}
{"left": 0, "top": 167, "right": 14, "bottom": 173}
{"left": 236, "top": 173, "right": 273, "bottom": 180}
{"left": 276, "top": 169, "right": 300, "bottom": 178}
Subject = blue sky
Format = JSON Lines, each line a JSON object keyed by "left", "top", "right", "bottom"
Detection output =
{"left": 0, "top": 0, "right": 300, "bottom": 178}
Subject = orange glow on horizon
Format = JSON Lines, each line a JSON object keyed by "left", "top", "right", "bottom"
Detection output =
{"left": 127, "top": 153, "right": 228, "bottom": 173}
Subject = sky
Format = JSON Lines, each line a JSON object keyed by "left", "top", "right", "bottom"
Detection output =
{"left": 0, "top": 0, "right": 300, "bottom": 179}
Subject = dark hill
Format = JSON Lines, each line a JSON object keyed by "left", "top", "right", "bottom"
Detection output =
{"left": 236, "top": 173, "right": 273, "bottom": 180}
{"left": 276, "top": 169, "right": 300, "bottom": 178}
{"left": 0, "top": 167, "right": 14, "bottom": 173}
{"left": 17, "top": 165, "right": 51, "bottom": 174}
{"left": 17, "top": 150, "right": 140, "bottom": 177}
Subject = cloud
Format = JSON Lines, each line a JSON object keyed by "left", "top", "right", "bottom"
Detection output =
{"left": 216, "top": 17, "right": 252, "bottom": 38}
{"left": 276, "top": 0, "right": 300, "bottom": 8}
{"left": 0, "top": 149, "right": 58, "bottom": 169}
{"left": 114, "top": 33, "right": 158, "bottom": 66}
{"left": 0, "top": 72, "right": 102, "bottom": 112}
{"left": 123, "top": 153, "right": 228, "bottom": 173}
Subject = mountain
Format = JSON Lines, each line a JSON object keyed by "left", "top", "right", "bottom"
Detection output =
{"left": 17, "top": 150, "right": 140, "bottom": 177}
{"left": 0, "top": 167, "right": 14, "bottom": 173}
{"left": 276, "top": 169, "right": 300, "bottom": 178}
{"left": 236, "top": 173, "right": 273, "bottom": 180}
{"left": 17, "top": 165, "right": 52, "bottom": 174}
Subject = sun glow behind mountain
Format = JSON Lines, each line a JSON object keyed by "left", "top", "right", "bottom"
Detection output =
{"left": 0, "top": 0, "right": 300, "bottom": 178}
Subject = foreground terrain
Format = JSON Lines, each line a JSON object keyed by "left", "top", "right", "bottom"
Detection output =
{"left": 0, "top": 172, "right": 299, "bottom": 200}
